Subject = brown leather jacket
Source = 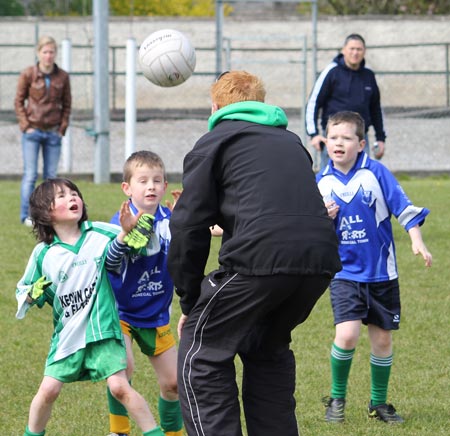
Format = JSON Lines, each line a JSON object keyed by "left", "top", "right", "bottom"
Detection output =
{"left": 14, "top": 63, "right": 71, "bottom": 135}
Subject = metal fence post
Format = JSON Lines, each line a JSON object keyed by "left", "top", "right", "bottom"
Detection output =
{"left": 61, "top": 38, "right": 72, "bottom": 173}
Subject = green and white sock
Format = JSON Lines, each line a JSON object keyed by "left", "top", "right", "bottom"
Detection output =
{"left": 370, "top": 353, "right": 393, "bottom": 406}
{"left": 330, "top": 343, "right": 355, "bottom": 399}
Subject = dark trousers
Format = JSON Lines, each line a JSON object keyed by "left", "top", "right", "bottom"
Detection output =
{"left": 177, "top": 271, "right": 330, "bottom": 436}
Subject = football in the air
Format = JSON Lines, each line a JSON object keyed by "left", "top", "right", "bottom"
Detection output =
{"left": 138, "top": 29, "right": 196, "bottom": 87}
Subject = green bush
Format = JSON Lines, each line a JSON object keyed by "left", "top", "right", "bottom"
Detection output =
{"left": 110, "top": 0, "right": 215, "bottom": 17}
{"left": 0, "top": 0, "right": 24, "bottom": 15}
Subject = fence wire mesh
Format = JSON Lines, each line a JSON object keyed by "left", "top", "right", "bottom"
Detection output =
{"left": 1, "top": 17, "right": 449, "bottom": 178}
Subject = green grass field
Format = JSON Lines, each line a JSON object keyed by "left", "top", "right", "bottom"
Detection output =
{"left": 1, "top": 177, "right": 449, "bottom": 435}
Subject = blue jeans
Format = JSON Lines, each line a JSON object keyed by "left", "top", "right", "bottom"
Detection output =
{"left": 20, "top": 129, "right": 62, "bottom": 222}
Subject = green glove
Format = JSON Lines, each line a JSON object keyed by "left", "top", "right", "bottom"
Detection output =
{"left": 123, "top": 214, "right": 155, "bottom": 249}
{"left": 29, "top": 276, "right": 52, "bottom": 300}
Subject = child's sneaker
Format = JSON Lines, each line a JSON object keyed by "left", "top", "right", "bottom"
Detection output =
{"left": 323, "top": 396, "right": 345, "bottom": 423}
{"left": 368, "top": 402, "right": 404, "bottom": 423}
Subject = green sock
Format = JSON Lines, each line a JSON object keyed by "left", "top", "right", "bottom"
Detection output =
{"left": 330, "top": 343, "right": 355, "bottom": 399}
{"left": 143, "top": 426, "right": 165, "bottom": 436}
{"left": 370, "top": 353, "right": 392, "bottom": 406}
{"left": 159, "top": 395, "right": 183, "bottom": 432}
{"left": 24, "top": 427, "right": 45, "bottom": 436}
{"left": 107, "top": 384, "right": 131, "bottom": 434}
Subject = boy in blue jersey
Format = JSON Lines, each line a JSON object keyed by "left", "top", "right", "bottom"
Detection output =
{"left": 105, "top": 151, "right": 182, "bottom": 436}
{"left": 317, "top": 111, "right": 432, "bottom": 424}
{"left": 15, "top": 178, "right": 165, "bottom": 436}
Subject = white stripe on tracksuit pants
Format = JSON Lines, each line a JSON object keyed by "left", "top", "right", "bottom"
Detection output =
{"left": 177, "top": 270, "right": 331, "bottom": 436}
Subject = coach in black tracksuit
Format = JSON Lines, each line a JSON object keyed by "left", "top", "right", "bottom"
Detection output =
{"left": 168, "top": 71, "right": 342, "bottom": 436}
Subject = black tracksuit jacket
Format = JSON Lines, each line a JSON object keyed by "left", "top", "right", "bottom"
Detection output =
{"left": 168, "top": 102, "right": 342, "bottom": 314}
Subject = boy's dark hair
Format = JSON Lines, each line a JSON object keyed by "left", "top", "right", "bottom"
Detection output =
{"left": 326, "top": 111, "right": 366, "bottom": 140}
{"left": 344, "top": 33, "right": 366, "bottom": 47}
{"left": 123, "top": 150, "right": 166, "bottom": 183}
{"left": 29, "top": 178, "right": 88, "bottom": 244}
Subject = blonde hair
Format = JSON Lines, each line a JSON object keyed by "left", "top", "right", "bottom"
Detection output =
{"left": 123, "top": 150, "right": 166, "bottom": 183}
{"left": 37, "top": 35, "right": 57, "bottom": 52}
{"left": 211, "top": 70, "right": 266, "bottom": 108}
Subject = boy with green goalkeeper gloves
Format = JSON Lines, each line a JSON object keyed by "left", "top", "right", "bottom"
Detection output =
{"left": 105, "top": 151, "right": 183, "bottom": 436}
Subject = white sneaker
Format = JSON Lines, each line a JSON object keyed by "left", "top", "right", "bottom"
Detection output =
{"left": 23, "top": 217, "right": 33, "bottom": 227}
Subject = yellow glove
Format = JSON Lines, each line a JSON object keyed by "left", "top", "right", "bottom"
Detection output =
{"left": 123, "top": 214, "right": 155, "bottom": 249}
{"left": 29, "top": 276, "right": 52, "bottom": 300}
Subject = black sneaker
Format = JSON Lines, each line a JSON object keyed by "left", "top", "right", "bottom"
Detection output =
{"left": 368, "top": 402, "right": 404, "bottom": 423}
{"left": 323, "top": 396, "right": 345, "bottom": 423}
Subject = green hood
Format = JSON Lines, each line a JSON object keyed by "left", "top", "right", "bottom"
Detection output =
{"left": 208, "top": 101, "right": 288, "bottom": 131}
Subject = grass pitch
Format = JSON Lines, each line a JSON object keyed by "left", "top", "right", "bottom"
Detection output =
{"left": 1, "top": 177, "right": 448, "bottom": 435}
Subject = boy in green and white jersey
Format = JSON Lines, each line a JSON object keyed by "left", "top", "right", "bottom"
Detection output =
{"left": 15, "top": 178, "right": 164, "bottom": 436}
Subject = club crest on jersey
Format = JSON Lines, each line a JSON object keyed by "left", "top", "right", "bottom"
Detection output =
{"left": 362, "top": 190, "right": 372, "bottom": 205}
{"left": 58, "top": 271, "right": 68, "bottom": 283}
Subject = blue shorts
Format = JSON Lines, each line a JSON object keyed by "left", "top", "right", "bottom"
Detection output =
{"left": 330, "top": 278, "right": 401, "bottom": 330}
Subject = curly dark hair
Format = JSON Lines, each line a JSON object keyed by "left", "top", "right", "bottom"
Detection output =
{"left": 29, "top": 178, "right": 88, "bottom": 244}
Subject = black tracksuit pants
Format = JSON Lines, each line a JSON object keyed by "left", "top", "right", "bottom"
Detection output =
{"left": 177, "top": 271, "right": 330, "bottom": 436}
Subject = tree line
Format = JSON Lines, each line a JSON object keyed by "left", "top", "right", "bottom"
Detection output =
{"left": 1, "top": 0, "right": 449, "bottom": 17}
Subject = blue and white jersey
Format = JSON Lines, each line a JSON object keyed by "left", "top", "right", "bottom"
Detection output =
{"left": 108, "top": 202, "right": 174, "bottom": 328}
{"left": 317, "top": 153, "right": 429, "bottom": 282}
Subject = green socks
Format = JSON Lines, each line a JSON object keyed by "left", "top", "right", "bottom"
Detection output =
{"left": 107, "top": 387, "right": 182, "bottom": 435}
{"left": 159, "top": 396, "right": 183, "bottom": 433}
{"left": 330, "top": 343, "right": 393, "bottom": 406}
{"left": 370, "top": 353, "right": 393, "bottom": 406}
{"left": 330, "top": 343, "right": 355, "bottom": 399}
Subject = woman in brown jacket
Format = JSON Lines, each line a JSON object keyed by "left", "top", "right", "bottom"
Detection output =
{"left": 15, "top": 35, "right": 71, "bottom": 225}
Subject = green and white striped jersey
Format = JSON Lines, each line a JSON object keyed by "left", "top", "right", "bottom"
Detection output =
{"left": 16, "top": 221, "right": 123, "bottom": 364}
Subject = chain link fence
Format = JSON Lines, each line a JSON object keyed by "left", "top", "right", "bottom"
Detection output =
{"left": 1, "top": 17, "right": 449, "bottom": 177}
